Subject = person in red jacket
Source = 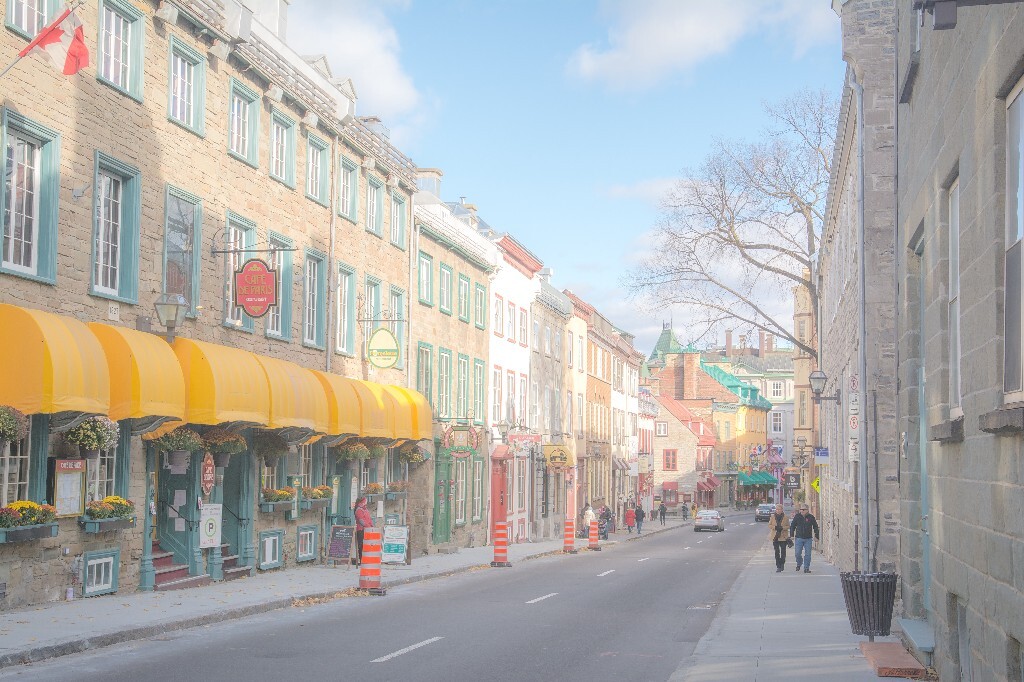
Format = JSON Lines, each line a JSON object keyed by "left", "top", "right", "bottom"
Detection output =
{"left": 624, "top": 506, "right": 636, "bottom": 533}
{"left": 354, "top": 496, "right": 373, "bottom": 565}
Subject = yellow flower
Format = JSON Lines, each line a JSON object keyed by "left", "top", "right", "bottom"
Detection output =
{"left": 7, "top": 500, "right": 41, "bottom": 511}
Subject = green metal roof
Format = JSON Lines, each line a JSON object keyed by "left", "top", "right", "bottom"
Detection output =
{"left": 699, "top": 360, "right": 773, "bottom": 410}
{"left": 647, "top": 325, "right": 686, "bottom": 362}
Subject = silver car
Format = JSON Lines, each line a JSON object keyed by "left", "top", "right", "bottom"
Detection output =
{"left": 693, "top": 509, "right": 725, "bottom": 532}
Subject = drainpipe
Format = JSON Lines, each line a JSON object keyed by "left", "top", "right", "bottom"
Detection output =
{"left": 325, "top": 133, "right": 338, "bottom": 375}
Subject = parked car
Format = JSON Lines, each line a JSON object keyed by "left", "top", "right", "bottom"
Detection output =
{"left": 755, "top": 504, "right": 774, "bottom": 522}
{"left": 693, "top": 509, "right": 725, "bottom": 532}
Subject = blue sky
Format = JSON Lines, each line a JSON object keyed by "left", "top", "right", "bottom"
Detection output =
{"left": 289, "top": 0, "right": 846, "bottom": 355}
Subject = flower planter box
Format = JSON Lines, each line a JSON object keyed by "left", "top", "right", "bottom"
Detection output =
{"left": 0, "top": 522, "right": 59, "bottom": 544}
{"left": 259, "top": 500, "right": 295, "bottom": 513}
{"left": 79, "top": 516, "right": 136, "bottom": 533}
{"left": 385, "top": 492, "right": 408, "bottom": 501}
{"left": 300, "top": 498, "right": 331, "bottom": 511}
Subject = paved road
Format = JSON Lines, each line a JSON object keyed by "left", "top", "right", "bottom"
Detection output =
{"left": 1, "top": 516, "right": 767, "bottom": 682}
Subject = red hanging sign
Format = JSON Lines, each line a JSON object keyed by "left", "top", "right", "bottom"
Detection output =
{"left": 233, "top": 259, "right": 277, "bottom": 318}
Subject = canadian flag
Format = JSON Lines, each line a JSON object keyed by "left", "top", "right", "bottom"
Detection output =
{"left": 18, "top": 6, "right": 89, "bottom": 75}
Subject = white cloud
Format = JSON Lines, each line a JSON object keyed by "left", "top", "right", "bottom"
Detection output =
{"left": 605, "top": 177, "right": 677, "bottom": 205}
{"left": 567, "top": 0, "right": 839, "bottom": 90}
{"left": 287, "top": 0, "right": 426, "bottom": 138}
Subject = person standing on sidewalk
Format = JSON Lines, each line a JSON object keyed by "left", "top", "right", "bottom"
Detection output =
{"left": 354, "top": 496, "right": 373, "bottom": 566}
{"left": 635, "top": 504, "right": 646, "bottom": 534}
{"left": 790, "top": 504, "right": 820, "bottom": 572}
{"left": 768, "top": 503, "right": 791, "bottom": 572}
{"left": 658, "top": 502, "right": 667, "bottom": 525}
{"left": 624, "top": 505, "right": 636, "bottom": 533}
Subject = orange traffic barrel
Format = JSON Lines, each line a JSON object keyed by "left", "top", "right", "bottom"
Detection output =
{"left": 358, "top": 529, "right": 387, "bottom": 595}
{"left": 589, "top": 520, "right": 602, "bottom": 551}
{"left": 491, "top": 521, "right": 512, "bottom": 567}
{"left": 563, "top": 519, "right": 578, "bottom": 554}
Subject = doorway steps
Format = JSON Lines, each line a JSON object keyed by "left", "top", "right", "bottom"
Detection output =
{"left": 220, "top": 543, "right": 251, "bottom": 581}
{"left": 152, "top": 542, "right": 211, "bottom": 592}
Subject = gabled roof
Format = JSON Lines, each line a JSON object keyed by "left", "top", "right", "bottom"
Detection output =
{"left": 656, "top": 395, "right": 716, "bottom": 446}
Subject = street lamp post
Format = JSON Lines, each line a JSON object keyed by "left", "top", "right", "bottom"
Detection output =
{"left": 153, "top": 293, "right": 188, "bottom": 344}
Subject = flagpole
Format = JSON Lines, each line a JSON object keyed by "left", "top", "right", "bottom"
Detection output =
{"left": 0, "top": 0, "right": 86, "bottom": 81}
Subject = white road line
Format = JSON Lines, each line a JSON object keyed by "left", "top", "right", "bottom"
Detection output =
{"left": 638, "top": 557, "right": 650, "bottom": 562}
{"left": 597, "top": 570, "right": 615, "bottom": 577}
{"left": 684, "top": 547, "right": 691, "bottom": 550}
{"left": 371, "top": 637, "right": 444, "bottom": 663}
{"left": 525, "top": 593, "right": 558, "bottom": 604}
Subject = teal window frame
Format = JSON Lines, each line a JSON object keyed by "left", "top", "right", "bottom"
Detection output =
{"left": 82, "top": 548, "right": 120, "bottom": 597}
{"left": 439, "top": 263, "right": 453, "bottom": 315}
{"left": 471, "top": 456, "right": 484, "bottom": 522}
{"left": 338, "top": 156, "right": 359, "bottom": 221}
{"left": 437, "top": 347, "right": 453, "bottom": 420}
{"left": 473, "top": 359, "right": 486, "bottom": 425}
{"left": 95, "top": 0, "right": 144, "bottom": 101}
{"left": 162, "top": 185, "right": 202, "bottom": 317}
{"left": 416, "top": 341, "right": 433, "bottom": 408}
{"left": 305, "top": 133, "right": 329, "bottom": 206}
{"left": 474, "top": 283, "right": 487, "bottom": 330}
{"left": 457, "top": 274, "right": 470, "bottom": 322}
{"left": 90, "top": 151, "right": 140, "bottom": 304}
{"left": 269, "top": 109, "right": 296, "bottom": 188}
{"left": 227, "top": 77, "right": 259, "bottom": 167}
{"left": 5, "top": 0, "right": 60, "bottom": 40}
{"left": 457, "top": 353, "right": 469, "bottom": 419}
{"left": 363, "top": 276, "right": 381, "bottom": 358}
{"left": 302, "top": 248, "right": 327, "bottom": 349}
{"left": 265, "top": 231, "right": 293, "bottom": 341}
{"left": 0, "top": 109, "right": 60, "bottom": 284}
{"left": 258, "top": 529, "right": 285, "bottom": 570}
{"left": 335, "top": 262, "right": 356, "bottom": 355}
{"left": 389, "top": 191, "right": 406, "bottom": 248}
{"left": 166, "top": 35, "right": 206, "bottom": 137}
{"left": 418, "top": 251, "right": 433, "bottom": 305}
{"left": 296, "top": 524, "right": 318, "bottom": 562}
{"left": 366, "top": 175, "right": 384, "bottom": 236}
{"left": 389, "top": 285, "right": 405, "bottom": 369}
{"left": 223, "top": 211, "right": 256, "bottom": 332}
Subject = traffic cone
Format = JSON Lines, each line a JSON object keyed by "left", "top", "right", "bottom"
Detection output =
{"left": 358, "top": 529, "right": 386, "bottom": 595}
{"left": 589, "top": 520, "right": 601, "bottom": 551}
{"left": 563, "top": 519, "right": 578, "bottom": 554}
{"left": 491, "top": 521, "right": 512, "bottom": 567}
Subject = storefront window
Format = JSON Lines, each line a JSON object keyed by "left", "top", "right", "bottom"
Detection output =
{"left": 455, "top": 458, "right": 467, "bottom": 524}
{"left": 87, "top": 447, "right": 116, "bottom": 500}
{"left": 1, "top": 435, "right": 30, "bottom": 506}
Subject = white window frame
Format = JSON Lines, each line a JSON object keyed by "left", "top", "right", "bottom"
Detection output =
{"left": 303, "top": 256, "right": 319, "bottom": 345}
{"left": 84, "top": 553, "right": 116, "bottom": 596}
{"left": 655, "top": 421, "right": 668, "bottom": 437}
{"left": 265, "top": 240, "right": 285, "bottom": 337}
{"left": 1006, "top": 78, "right": 1024, "bottom": 397}
{"left": 93, "top": 169, "right": 123, "bottom": 296}
{"left": 519, "top": 308, "right": 528, "bottom": 345}
{"left": 99, "top": 3, "right": 131, "bottom": 91}
{"left": 1, "top": 436, "right": 30, "bottom": 506}
{"left": 506, "top": 301, "right": 515, "bottom": 338}
{"left": 492, "top": 366, "right": 502, "bottom": 424}
{"left": 260, "top": 532, "right": 282, "bottom": 569}
{"left": 298, "top": 444, "right": 313, "bottom": 489}
{"left": 87, "top": 447, "right": 117, "bottom": 501}
{"left": 472, "top": 459, "right": 483, "bottom": 521}
{"left": 271, "top": 118, "right": 289, "bottom": 181}
{"left": 516, "top": 459, "right": 526, "bottom": 510}
{"left": 455, "top": 458, "right": 467, "bottom": 524}
{"left": 2, "top": 130, "right": 41, "bottom": 275}
{"left": 771, "top": 411, "right": 783, "bottom": 434}
{"left": 306, "top": 141, "right": 323, "bottom": 199}
{"left": 438, "top": 351, "right": 452, "bottom": 418}
{"left": 169, "top": 48, "right": 197, "bottom": 129}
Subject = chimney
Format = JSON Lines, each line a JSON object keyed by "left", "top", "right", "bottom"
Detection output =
{"left": 767, "top": 333, "right": 775, "bottom": 353}
{"left": 360, "top": 115, "right": 390, "bottom": 139}
{"left": 725, "top": 329, "right": 733, "bottom": 355}
{"left": 416, "top": 168, "right": 443, "bottom": 198}
{"left": 759, "top": 330, "right": 767, "bottom": 358}
{"left": 538, "top": 267, "right": 553, "bottom": 282}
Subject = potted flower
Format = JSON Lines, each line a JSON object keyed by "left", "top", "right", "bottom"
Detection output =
{"left": 0, "top": 406, "right": 29, "bottom": 449}
{"left": 203, "top": 427, "right": 247, "bottom": 467}
{"left": 0, "top": 500, "right": 59, "bottom": 543}
{"left": 253, "top": 431, "right": 289, "bottom": 466}
{"left": 152, "top": 426, "right": 204, "bottom": 467}
{"left": 80, "top": 495, "right": 136, "bottom": 533}
{"left": 398, "top": 441, "right": 425, "bottom": 464}
{"left": 259, "top": 486, "right": 295, "bottom": 512}
{"left": 300, "top": 485, "right": 333, "bottom": 510}
{"left": 63, "top": 416, "right": 120, "bottom": 459}
{"left": 368, "top": 444, "right": 388, "bottom": 459}
{"left": 362, "top": 482, "right": 384, "bottom": 497}
{"left": 334, "top": 441, "right": 369, "bottom": 462}
{"left": 386, "top": 480, "right": 409, "bottom": 500}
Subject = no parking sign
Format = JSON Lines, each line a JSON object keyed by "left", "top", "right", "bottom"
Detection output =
{"left": 199, "top": 503, "right": 222, "bottom": 549}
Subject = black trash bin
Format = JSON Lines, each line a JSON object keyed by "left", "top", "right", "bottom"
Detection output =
{"left": 840, "top": 571, "right": 898, "bottom": 637}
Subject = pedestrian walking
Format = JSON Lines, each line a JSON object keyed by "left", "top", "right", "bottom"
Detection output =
{"left": 768, "top": 503, "right": 791, "bottom": 572}
{"left": 624, "top": 506, "right": 636, "bottom": 533}
{"left": 599, "top": 504, "right": 612, "bottom": 539}
{"left": 581, "top": 502, "right": 596, "bottom": 536}
{"left": 790, "top": 504, "right": 820, "bottom": 572}
{"left": 353, "top": 496, "right": 373, "bottom": 566}
{"left": 691, "top": 502, "right": 698, "bottom": 519}
{"left": 635, "top": 504, "right": 646, "bottom": 534}
{"left": 658, "top": 502, "right": 667, "bottom": 526}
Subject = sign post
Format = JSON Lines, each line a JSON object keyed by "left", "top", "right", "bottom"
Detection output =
{"left": 366, "top": 327, "right": 400, "bottom": 369}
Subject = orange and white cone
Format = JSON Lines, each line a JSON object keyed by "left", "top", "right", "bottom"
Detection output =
{"left": 589, "top": 520, "right": 602, "bottom": 551}
{"left": 563, "top": 519, "right": 578, "bottom": 554}
{"left": 358, "top": 529, "right": 386, "bottom": 595}
{"left": 491, "top": 521, "right": 512, "bottom": 567}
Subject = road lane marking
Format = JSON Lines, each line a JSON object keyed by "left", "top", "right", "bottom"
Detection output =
{"left": 372, "top": 637, "right": 444, "bottom": 663}
{"left": 525, "top": 593, "right": 558, "bottom": 604}
{"left": 684, "top": 547, "right": 691, "bottom": 550}
{"left": 638, "top": 557, "right": 650, "bottom": 562}
{"left": 597, "top": 570, "right": 615, "bottom": 577}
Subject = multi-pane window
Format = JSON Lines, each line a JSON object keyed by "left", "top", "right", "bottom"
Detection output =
{"left": 554, "top": 329, "right": 562, "bottom": 360}
{"left": 506, "top": 371, "right": 516, "bottom": 422}
{"left": 1006, "top": 80, "right": 1024, "bottom": 393}
{"left": 168, "top": 38, "right": 205, "bottom": 135}
{"left": 417, "top": 344, "right": 432, "bottom": 404}
{"left": 492, "top": 367, "right": 502, "bottom": 423}
{"left": 772, "top": 381, "right": 783, "bottom": 398}
{"left": 771, "top": 411, "right": 783, "bottom": 433}
{"left": 949, "top": 179, "right": 961, "bottom": 409}
{"left": 578, "top": 337, "right": 584, "bottom": 373}
{"left": 458, "top": 275, "right": 470, "bottom": 322}
{"left": 418, "top": 252, "right": 433, "bottom": 304}
{"left": 506, "top": 462, "right": 513, "bottom": 514}
{"left": 493, "top": 295, "right": 504, "bottom": 335}
{"left": 455, "top": 458, "right": 467, "bottom": 524}
{"left": 336, "top": 267, "right": 355, "bottom": 353}
{"left": 297, "top": 526, "right": 316, "bottom": 561}
{"left": 83, "top": 550, "right": 118, "bottom": 596}
{"left": 568, "top": 331, "right": 574, "bottom": 367}
{"left": 389, "top": 287, "right": 404, "bottom": 366}
{"left": 3, "top": 131, "right": 40, "bottom": 275}
{"left": 457, "top": 355, "right": 469, "bottom": 419}
{"left": 228, "top": 84, "right": 257, "bottom": 163}
{"left": 339, "top": 158, "right": 358, "bottom": 219}
{"left": 96, "top": 0, "right": 142, "bottom": 99}
{"left": 297, "top": 444, "right": 313, "bottom": 488}
{"left": 269, "top": 113, "right": 296, "bottom": 186}
{"left": 87, "top": 447, "right": 117, "bottom": 501}
{"left": 439, "top": 265, "right": 452, "bottom": 314}
{"left": 473, "top": 360, "right": 485, "bottom": 423}
{"left": 366, "top": 178, "right": 382, "bottom": 235}
{"left": 519, "top": 375, "right": 527, "bottom": 428}
{"left": 390, "top": 194, "right": 406, "bottom": 245}
{"left": 472, "top": 459, "right": 483, "bottom": 520}
{"left": 506, "top": 301, "right": 515, "bottom": 338}
{"left": 531, "top": 379, "right": 539, "bottom": 429}
{"left": 9, "top": 0, "right": 48, "bottom": 37}
{"left": 544, "top": 326, "right": 552, "bottom": 354}
{"left": 577, "top": 393, "right": 584, "bottom": 435}
{"left": 519, "top": 309, "right": 528, "bottom": 345}
{"left": 260, "top": 459, "right": 277, "bottom": 490}
{"left": 516, "top": 459, "right": 526, "bottom": 510}
{"left": 306, "top": 136, "right": 328, "bottom": 204}
{"left": 225, "top": 217, "right": 253, "bottom": 327}
{"left": 663, "top": 449, "right": 678, "bottom": 470}
{"left": 163, "top": 187, "right": 201, "bottom": 315}
{"left": 260, "top": 531, "right": 283, "bottom": 569}
{"left": 567, "top": 390, "right": 574, "bottom": 434}
{"left": 94, "top": 170, "right": 122, "bottom": 295}
{"left": 532, "top": 319, "right": 540, "bottom": 351}
{"left": 474, "top": 284, "right": 487, "bottom": 329}
{"left": 438, "top": 350, "right": 452, "bottom": 418}
{"left": 655, "top": 422, "right": 668, "bottom": 436}
{"left": 94, "top": 152, "right": 144, "bottom": 303}
{"left": 363, "top": 279, "right": 380, "bottom": 353}
{"left": 265, "top": 239, "right": 286, "bottom": 337}
{"left": 1, "top": 432, "right": 30, "bottom": 506}
{"left": 304, "top": 256, "right": 320, "bottom": 345}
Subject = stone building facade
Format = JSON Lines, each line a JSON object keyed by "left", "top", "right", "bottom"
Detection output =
{"left": 893, "top": 2, "right": 1024, "bottom": 678}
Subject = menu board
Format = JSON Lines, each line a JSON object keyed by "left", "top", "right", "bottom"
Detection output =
{"left": 326, "top": 525, "right": 355, "bottom": 562}
{"left": 381, "top": 525, "right": 409, "bottom": 564}
{"left": 48, "top": 459, "right": 86, "bottom": 518}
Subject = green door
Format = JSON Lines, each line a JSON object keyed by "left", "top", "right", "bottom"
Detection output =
{"left": 221, "top": 452, "right": 245, "bottom": 560}
{"left": 431, "top": 455, "right": 451, "bottom": 544}
{"left": 156, "top": 453, "right": 197, "bottom": 571}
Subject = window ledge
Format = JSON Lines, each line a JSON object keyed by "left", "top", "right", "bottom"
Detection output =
{"left": 228, "top": 149, "right": 259, "bottom": 169}
{"left": 928, "top": 415, "right": 963, "bottom": 443}
{"left": 979, "top": 406, "right": 1024, "bottom": 435}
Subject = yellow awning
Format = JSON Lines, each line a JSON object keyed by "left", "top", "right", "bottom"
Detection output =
{"left": 0, "top": 304, "right": 109, "bottom": 416}
{"left": 383, "top": 385, "right": 432, "bottom": 440}
{"left": 348, "top": 379, "right": 393, "bottom": 439}
{"left": 172, "top": 338, "right": 270, "bottom": 426}
{"left": 253, "top": 355, "right": 328, "bottom": 434}
{"left": 310, "top": 371, "right": 361, "bottom": 438}
{"left": 89, "top": 323, "right": 186, "bottom": 422}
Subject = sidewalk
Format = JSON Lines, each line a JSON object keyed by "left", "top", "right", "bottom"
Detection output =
{"left": 671, "top": 540, "right": 899, "bottom": 681}
{"left": 0, "top": 517, "right": 688, "bottom": 670}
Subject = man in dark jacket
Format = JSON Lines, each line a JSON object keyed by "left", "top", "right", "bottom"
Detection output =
{"left": 635, "top": 504, "right": 646, "bottom": 534}
{"left": 790, "top": 505, "right": 820, "bottom": 573}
